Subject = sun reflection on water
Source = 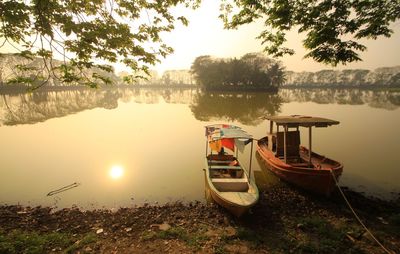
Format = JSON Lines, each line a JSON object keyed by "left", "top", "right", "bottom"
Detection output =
{"left": 109, "top": 165, "right": 124, "bottom": 179}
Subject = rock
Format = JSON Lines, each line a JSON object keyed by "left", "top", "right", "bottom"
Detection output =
{"left": 223, "top": 217, "right": 230, "bottom": 225}
{"left": 205, "top": 229, "right": 220, "bottom": 237}
{"left": 296, "top": 223, "right": 305, "bottom": 230}
{"left": 225, "top": 244, "right": 248, "bottom": 254}
{"left": 377, "top": 217, "right": 389, "bottom": 225}
{"left": 96, "top": 228, "right": 104, "bottom": 234}
{"left": 225, "top": 226, "right": 237, "bottom": 237}
{"left": 159, "top": 223, "right": 171, "bottom": 231}
{"left": 125, "top": 227, "right": 132, "bottom": 232}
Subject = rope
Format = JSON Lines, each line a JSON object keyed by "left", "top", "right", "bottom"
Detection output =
{"left": 330, "top": 170, "right": 393, "bottom": 254}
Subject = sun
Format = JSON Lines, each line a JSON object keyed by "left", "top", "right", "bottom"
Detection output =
{"left": 109, "top": 165, "right": 124, "bottom": 179}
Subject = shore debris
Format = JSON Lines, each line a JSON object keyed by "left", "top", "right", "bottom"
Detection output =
{"left": 47, "top": 182, "right": 81, "bottom": 196}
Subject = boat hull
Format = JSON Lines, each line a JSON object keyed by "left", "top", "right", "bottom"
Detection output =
{"left": 204, "top": 155, "right": 259, "bottom": 217}
{"left": 256, "top": 137, "right": 343, "bottom": 196}
{"left": 204, "top": 173, "right": 253, "bottom": 217}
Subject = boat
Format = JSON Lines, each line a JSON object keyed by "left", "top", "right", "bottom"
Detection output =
{"left": 204, "top": 124, "right": 259, "bottom": 217}
{"left": 256, "top": 115, "right": 343, "bottom": 196}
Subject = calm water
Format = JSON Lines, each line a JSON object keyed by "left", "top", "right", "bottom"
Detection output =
{"left": 0, "top": 88, "right": 399, "bottom": 209}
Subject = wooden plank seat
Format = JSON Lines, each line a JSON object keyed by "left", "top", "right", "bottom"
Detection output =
{"left": 208, "top": 160, "right": 235, "bottom": 164}
{"left": 209, "top": 165, "right": 242, "bottom": 170}
{"left": 211, "top": 178, "right": 249, "bottom": 192}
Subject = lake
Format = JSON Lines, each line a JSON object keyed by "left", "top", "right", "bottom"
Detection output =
{"left": 0, "top": 87, "right": 399, "bottom": 209}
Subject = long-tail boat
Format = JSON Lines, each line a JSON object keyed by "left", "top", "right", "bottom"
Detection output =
{"left": 204, "top": 124, "right": 259, "bottom": 217}
{"left": 256, "top": 115, "right": 343, "bottom": 196}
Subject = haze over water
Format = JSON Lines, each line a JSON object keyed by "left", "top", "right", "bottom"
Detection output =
{"left": 0, "top": 88, "right": 399, "bottom": 209}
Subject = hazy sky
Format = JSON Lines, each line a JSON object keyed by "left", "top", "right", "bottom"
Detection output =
{"left": 155, "top": 0, "right": 400, "bottom": 74}
{"left": 1, "top": 0, "right": 399, "bottom": 75}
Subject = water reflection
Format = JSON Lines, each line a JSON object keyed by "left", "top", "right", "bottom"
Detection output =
{"left": 0, "top": 87, "right": 399, "bottom": 208}
{"left": 0, "top": 88, "right": 399, "bottom": 126}
{"left": 279, "top": 88, "right": 400, "bottom": 110}
{"left": 109, "top": 165, "right": 124, "bottom": 180}
{"left": 189, "top": 92, "right": 283, "bottom": 125}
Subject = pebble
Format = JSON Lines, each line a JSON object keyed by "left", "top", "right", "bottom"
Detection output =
{"left": 159, "top": 223, "right": 171, "bottom": 231}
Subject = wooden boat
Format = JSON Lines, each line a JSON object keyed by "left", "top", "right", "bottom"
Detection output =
{"left": 256, "top": 115, "right": 343, "bottom": 196}
{"left": 204, "top": 124, "right": 259, "bottom": 217}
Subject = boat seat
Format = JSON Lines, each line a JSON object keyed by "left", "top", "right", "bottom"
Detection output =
{"left": 209, "top": 165, "right": 242, "bottom": 170}
{"left": 208, "top": 160, "right": 234, "bottom": 164}
{"left": 211, "top": 178, "right": 249, "bottom": 192}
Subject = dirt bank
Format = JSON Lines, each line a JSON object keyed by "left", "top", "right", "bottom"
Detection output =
{"left": 0, "top": 185, "right": 399, "bottom": 253}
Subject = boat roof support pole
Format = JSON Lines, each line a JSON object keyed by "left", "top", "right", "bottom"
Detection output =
{"left": 276, "top": 124, "right": 279, "bottom": 154}
{"left": 248, "top": 139, "right": 254, "bottom": 183}
{"left": 205, "top": 139, "right": 208, "bottom": 158}
{"left": 284, "top": 125, "right": 288, "bottom": 163}
{"left": 269, "top": 120, "right": 273, "bottom": 134}
{"left": 308, "top": 126, "right": 312, "bottom": 166}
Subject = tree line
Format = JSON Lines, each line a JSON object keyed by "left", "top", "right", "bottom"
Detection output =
{"left": 284, "top": 67, "right": 400, "bottom": 87}
{"left": 190, "top": 53, "right": 285, "bottom": 91}
{"left": 1, "top": 0, "right": 399, "bottom": 87}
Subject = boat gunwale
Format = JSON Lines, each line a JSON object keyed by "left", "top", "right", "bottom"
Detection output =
{"left": 256, "top": 137, "right": 343, "bottom": 174}
{"left": 204, "top": 157, "right": 259, "bottom": 208}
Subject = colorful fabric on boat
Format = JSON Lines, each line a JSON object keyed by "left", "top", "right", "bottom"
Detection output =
{"left": 235, "top": 138, "right": 252, "bottom": 152}
{"left": 209, "top": 139, "right": 222, "bottom": 152}
{"left": 221, "top": 138, "right": 235, "bottom": 152}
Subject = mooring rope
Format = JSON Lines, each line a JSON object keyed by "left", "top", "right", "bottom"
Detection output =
{"left": 330, "top": 170, "right": 393, "bottom": 254}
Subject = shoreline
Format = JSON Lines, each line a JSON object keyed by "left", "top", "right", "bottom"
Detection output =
{"left": 1, "top": 186, "right": 399, "bottom": 253}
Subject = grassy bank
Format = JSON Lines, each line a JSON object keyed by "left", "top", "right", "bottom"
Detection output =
{"left": 0, "top": 185, "right": 399, "bottom": 253}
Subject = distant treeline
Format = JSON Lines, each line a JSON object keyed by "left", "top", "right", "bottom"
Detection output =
{"left": 190, "top": 53, "right": 284, "bottom": 91}
{"left": 284, "top": 67, "right": 400, "bottom": 87}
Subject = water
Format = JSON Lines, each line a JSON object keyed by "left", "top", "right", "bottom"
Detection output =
{"left": 0, "top": 88, "right": 399, "bottom": 209}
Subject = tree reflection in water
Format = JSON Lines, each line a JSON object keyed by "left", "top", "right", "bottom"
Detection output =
{"left": 189, "top": 92, "right": 283, "bottom": 125}
{"left": 0, "top": 88, "right": 399, "bottom": 126}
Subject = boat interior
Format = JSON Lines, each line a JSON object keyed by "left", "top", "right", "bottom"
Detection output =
{"left": 260, "top": 131, "right": 340, "bottom": 169}
{"left": 261, "top": 131, "right": 314, "bottom": 167}
{"left": 206, "top": 154, "right": 249, "bottom": 192}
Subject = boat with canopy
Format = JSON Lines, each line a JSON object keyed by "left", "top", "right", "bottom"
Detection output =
{"left": 204, "top": 124, "right": 259, "bottom": 217}
{"left": 256, "top": 115, "right": 343, "bottom": 195}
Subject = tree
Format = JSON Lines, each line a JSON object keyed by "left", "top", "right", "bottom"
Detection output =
{"left": 190, "top": 53, "right": 284, "bottom": 90}
{"left": 0, "top": 0, "right": 198, "bottom": 88}
{"left": 220, "top": 0, "right": 400, "bottom": 66}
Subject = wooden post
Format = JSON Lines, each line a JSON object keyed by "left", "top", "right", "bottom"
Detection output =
{"left": 269, "top": 120, "right": 273, "bottom": 134}
{"left": 248, "top": 139, "right": 254, "bottom": 183}
{"left": 308, "top": 126, "right": 312, "bottom": 166}
{"left": 205, "top": 139, "right": 208, "bottom": 157}
{"left": 276, "top": 124, "right": 280, "bottom": 155}
{"left": 284, "top": 125, "right": 287, "bottom": 163}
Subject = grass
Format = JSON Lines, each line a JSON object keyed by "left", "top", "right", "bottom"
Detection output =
{"left": 236, "top": 227, "right": 265, "bottom": 246}
{"left": 388, "top": 213, "right": 400, "bottom": 234}
{"left": 141, "top": 226, "right": 209, "bottom": 249}
{"left": 0, "top": 230, "right": 97, "bottom": 254}
{"left": 281, "top": 216, "right": 365, "bottom": 254}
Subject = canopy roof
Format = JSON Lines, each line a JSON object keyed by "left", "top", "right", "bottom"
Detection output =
{"left": 205, "top": 124, "right": 252, "bottom": 140}
{"left": 264, "top": 115, "right": 339, "bottom": 127}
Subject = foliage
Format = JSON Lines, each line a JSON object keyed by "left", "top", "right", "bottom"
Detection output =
{"left": 141, "top": 226, "right": 209, "bottom": 249}
{"left": 0, "top": 229, "right": 97, "bottom": 254}
{"left": 284, "top": 66, "right": 400, "bottom": 87}
{"left": 190, "top": 53, "right": 285, "bottom": 91}
{"left": 0, "top": 0, "right": 199, "bottom": 88}
{"left": 288, "top": 217, "right": 364, "bottom": 254}
{"left": 220, "top": 0, "right": 400, "bottom": 66}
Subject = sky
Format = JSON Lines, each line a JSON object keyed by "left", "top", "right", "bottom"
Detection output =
{"left": 1, "top": 0, "right": 399, "bottom": 75}
{"left": 153, "top": 0, "right": 400, "bottom": 74}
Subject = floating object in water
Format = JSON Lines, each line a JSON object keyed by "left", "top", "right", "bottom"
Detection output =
{"left": 46, "top": 182, "right": 81, "bottom": 196}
